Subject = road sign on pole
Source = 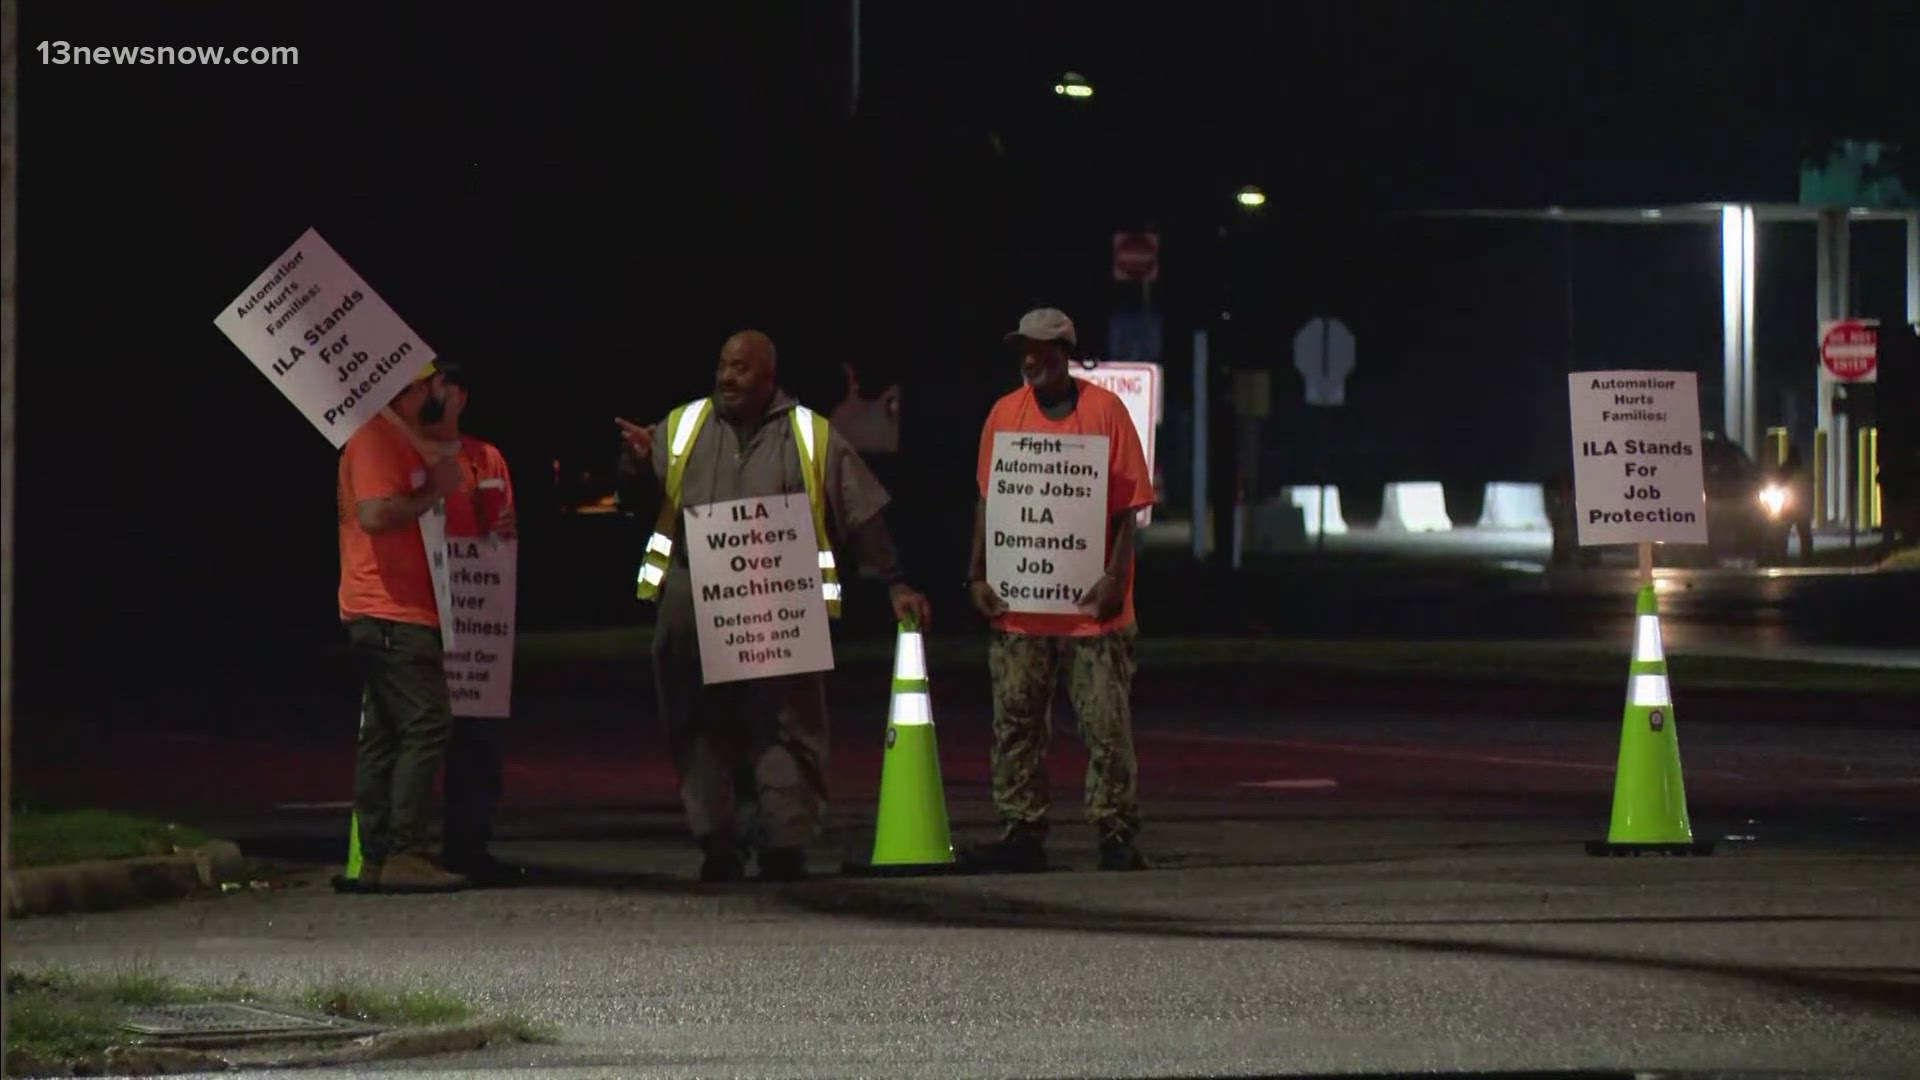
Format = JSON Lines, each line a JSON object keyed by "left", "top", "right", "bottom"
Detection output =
{"left": 1293, "top": 317, "right": 1355, "bottom": 406}
{"left": 1821, "top": 318, "right": 1879, "bottom": 383}
{"left": 1112, "top": 230, "right": 1160, "bottom": 284}
{"left": 1081, "top": 360, "right": 1162, "bottom": 525}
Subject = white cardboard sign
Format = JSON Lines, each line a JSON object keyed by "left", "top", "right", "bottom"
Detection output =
{"left": 1079, "top": 363, "right": 1161, "bottom": 525}
{"left": 442, "top": 537, "right": 516, "bottom": 718}
{"left": 214, "top": 228, "right": 435, "bottom": 447}
{"left": 684, "top": 495, "right": 834, "bottom": 685}
{"left": 1568, "top": 371, "right": 1708, "bottom": 546}
{"left": 418, "top": 496, "right": 457, "bottom": 652}
{"left": 985, "top": 432, "right": 1109, "bottom": 614}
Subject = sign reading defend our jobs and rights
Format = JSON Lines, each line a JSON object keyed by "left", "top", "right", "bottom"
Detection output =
{"left": 985, "top": 433, "right": 1109, "bottom": 614}
{"left": 1567, "top": 371, "right": 1708, "bottom": 546}
{"left": 441, "top": 537, "right": 517, "bottom": 718}
{"left": 213, "top": 228, "right": 435, "bottom": 447}
{"left": 685, "top": 496, "right": 834, "bottom": 685}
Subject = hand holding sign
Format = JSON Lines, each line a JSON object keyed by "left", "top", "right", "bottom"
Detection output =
{"left": 969, "top": 579, "right": 1009, "bottom": 619}
{"left": 1077, "top": 572, "right": 1124, "bottom": 621}
{"left": 379, "top": 406, "right": 465, "bottom": 498}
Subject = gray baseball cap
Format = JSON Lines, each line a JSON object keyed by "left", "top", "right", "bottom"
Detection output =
{"left": 1004, "top": 307, "right": 1077, "bottom": 347}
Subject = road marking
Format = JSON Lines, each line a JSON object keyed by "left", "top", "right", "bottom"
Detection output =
{"left": 1238, "top": 778, "right": 1340, "bottom": 791}
{"left": 1144, "top": 732, "right": 1748, "bottom": 780}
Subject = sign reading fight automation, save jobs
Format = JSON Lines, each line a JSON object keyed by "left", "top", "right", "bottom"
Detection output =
{"left": 984, "top": 433, "right": 1109, "bottom": 614}
{"left": 1568, "top": 371, "right": 1707, "bottom": 547}
{"left": 684, "top": 495, "right": 834, "bottom": 685}
{"left": 214, "top": 228, "right": 436, "bottom": 447}
{"left": 441, "top": 537, "right": 516, "bottom": 718}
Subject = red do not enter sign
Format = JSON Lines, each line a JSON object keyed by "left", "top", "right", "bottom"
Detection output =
{"left": 1821, "top": 320, "right": 1878, "bottom": 381}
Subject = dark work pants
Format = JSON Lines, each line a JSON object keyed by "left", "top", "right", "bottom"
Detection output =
{"left": 347, "top": 617, "right": 454, "bottom": 863}
{"left": 443, "top": 716, "right": 506, "bottom": 866}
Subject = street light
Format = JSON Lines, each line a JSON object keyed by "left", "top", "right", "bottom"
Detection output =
{"left": 1236, "top": 185, "right": 1266, "bottom": 209}
{"left": 1053, "top": 72, "right": 1093, "bottom": 100}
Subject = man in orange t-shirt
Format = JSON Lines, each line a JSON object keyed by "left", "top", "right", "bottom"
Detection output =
{"left": 429, "top": 363, "right": 523, "bottom": 884}
{"left": 336, "top": 362, "right": 470, "bottom": 893}
{"left": 965, "top": 308, "right": 1156, "bottom": 873}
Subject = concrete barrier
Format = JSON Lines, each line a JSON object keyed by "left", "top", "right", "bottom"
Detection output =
{"left": 1477, "top": 481, "right": 1550, "bottom": 530}
{"left": 1286, "top": 485, "right": 1348, "bottom": 535}
{"left": 1380, "top": 482, "right": 1453, "bottom": 533}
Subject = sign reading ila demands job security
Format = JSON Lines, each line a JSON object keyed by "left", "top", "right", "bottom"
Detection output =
{"left": 1567, "top": 371, "right": 1707, "bottom": 547}
{"left": 684, "top": 495, "right": 834, "bottom": 685}
{"left": 214, "top": 228, "right": 435, "bottom": 447}
{"left": 985, "top": 433, "right": 1109, "bottom": 615}
{"left": 442, "top": 537, "right": 517, "bottom": 719}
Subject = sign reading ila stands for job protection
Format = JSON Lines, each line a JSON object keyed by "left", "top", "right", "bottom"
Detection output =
{"left": 213, "top": 228, "right": 436, "bottom": 447}
{"left": 442, "top": 537, "right": 517, "bottom": 719}
{"left": 1567, "top": 371, "right": 1708, "bottom": 547}
{"left": 985, "top": 433, "right": 1109, "bottom": 615}
{"left": 684, "top": 495, "right": 835, "bottom": 685}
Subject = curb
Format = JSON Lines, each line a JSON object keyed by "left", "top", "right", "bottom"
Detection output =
{"left": 3, "top": 1019, "right": 524, "bottom": 1076}
{"left": 3, "top": 841, "right": 246, "bottom": 919}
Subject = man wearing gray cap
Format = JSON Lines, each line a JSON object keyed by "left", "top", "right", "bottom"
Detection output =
{"left": 965, "top": 308, "right": 1156, "bottom": 872}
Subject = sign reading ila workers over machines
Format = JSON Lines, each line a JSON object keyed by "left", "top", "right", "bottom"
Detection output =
{"left": 213, "top": 228, "right": 436, "bottom": 447}
{"left": 1567, "top": 371, "right": 1708, "bottom": 547}
{"left": 441, "top": 538, "right": 517, "bottom": 719}
{"left": 684, "top": 496, "right": 835, "bottom": 685}
{"left": 985, "top": 433, "right": 1109, "bottom": 615}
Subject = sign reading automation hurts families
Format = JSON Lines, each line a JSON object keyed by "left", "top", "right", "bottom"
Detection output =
{"left": 1567, "top": 371, "right": 1707, "bottom": 547}
{"left": 214, "top": 228, "right": 436, "bottom": 447}
{"left": 685, "top": 495, "right": 834, "bottom": 685}
{"left": 984, "top": 432, "right": 1109, "bottom": 614}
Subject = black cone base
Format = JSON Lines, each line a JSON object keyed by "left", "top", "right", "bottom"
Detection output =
{"left": 1586, "top": 840, "right": 1716, "bottom": 857}
{"left": 840, "top": 858, "right": 972, "bottom": 878}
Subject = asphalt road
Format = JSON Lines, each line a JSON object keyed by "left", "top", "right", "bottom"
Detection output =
{"left": 12, "top": 704, "right": 1920, "bottom": 1079}
{"left": 10, "top": 555, "right": 1917, "bottom": 1077}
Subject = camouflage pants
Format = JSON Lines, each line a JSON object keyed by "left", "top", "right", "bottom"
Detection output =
{"left": 987, "top": 627, "right": 1140, "bottom": 843}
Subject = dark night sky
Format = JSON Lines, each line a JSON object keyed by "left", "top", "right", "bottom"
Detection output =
{"left": 12, "top": 1, "right": 1919, "bottom": 691}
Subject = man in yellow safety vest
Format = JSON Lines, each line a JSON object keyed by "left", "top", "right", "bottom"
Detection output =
{"left": 616, "top": 330, "right": 932, "bottom": 882}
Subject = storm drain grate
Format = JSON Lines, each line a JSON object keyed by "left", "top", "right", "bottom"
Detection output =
{"left": 124, "top": 1003, "right": 382, "bottom": 1046}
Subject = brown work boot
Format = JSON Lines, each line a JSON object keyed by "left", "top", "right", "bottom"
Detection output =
{"left": 376, "top": 852, "right": 468, "bottom": 893}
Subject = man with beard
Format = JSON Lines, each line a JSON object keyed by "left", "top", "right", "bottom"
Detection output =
{"left": 616, "top": 330, "right": 932, "bottom": 882}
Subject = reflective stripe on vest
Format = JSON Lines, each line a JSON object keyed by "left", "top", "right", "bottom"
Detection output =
{"left": 635, "top": 399, "right": 842, "bottom": 617}
{"left": 792, "top": 405, "right": 841, "bottom": 617}
{"left": 635, "top": 398, "right": 712, "bottom": 601}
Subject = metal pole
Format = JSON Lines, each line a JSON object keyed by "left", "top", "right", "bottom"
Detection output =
{"left": 1741, "top": 206, "right": 1757, "bottom": 453}
{"left": 1907, "top": 213, "right": 1918, "bottom": 324}
{"left": 1192, "top": 329, "right": 1208, "bottom": 560}
{"left": 1721, "top": 206, "right": 1744, "bottom": 449}
{"left": 1, "top": 0, "right": 20, "bottom": 1043}
{"left": 848, "top": 0, "right": 861, "bottom": 120}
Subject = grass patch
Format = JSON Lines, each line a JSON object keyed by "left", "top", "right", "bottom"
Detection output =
{"left": 6, "top": 967, "right": 549, "bottom": 1073}
{"left": 8, "top": 809, "right": 209, "bottom": 869}
{"left": 298, "top": 982, "right": 472, "bottom": 1025}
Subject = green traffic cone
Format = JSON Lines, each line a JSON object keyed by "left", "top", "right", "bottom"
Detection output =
{"left": 843, "top": 620, "right": 961, "bottom": 876}
{"left": 332, "top": 811, "right": 372, "bottom": 892}
{"left": 1588, "top": 586, "right": 1713, "bottom": 856}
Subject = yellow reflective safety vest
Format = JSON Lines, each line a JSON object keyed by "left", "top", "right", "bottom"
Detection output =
{"left": 634, "top": 398, "right": 843, "bottom": 617}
